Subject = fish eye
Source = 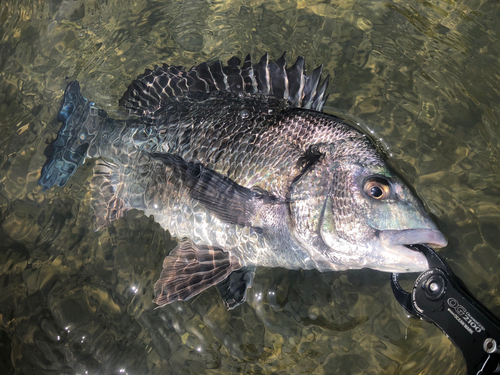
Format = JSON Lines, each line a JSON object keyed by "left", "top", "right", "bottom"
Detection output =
{"left": 363, "top": 177, "right": 391, "bottom": 200}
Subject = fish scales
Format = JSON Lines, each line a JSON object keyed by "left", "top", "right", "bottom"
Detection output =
{"left": 91, "top": 97, "right": 336, "bottom": 265}
{"left": 101, "top": 94, "right": 360, "bottom": 198}
{"left": 39, "top": 53, "right": 447, "bottom": 309}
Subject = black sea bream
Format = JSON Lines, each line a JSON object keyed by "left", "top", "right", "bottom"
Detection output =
{"left": 39, "top": 53, "right": 447, "bottom": 309}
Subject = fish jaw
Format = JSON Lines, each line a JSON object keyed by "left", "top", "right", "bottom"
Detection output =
{"left": 365, "top": 229, "right": 448, "bottom": 273}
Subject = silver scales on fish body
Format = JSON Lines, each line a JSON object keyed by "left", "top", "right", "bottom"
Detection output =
{"left": 39, "top": 53, "right": 447, "bottom": 309}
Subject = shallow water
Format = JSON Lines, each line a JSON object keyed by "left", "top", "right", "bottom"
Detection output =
{"left": 1, "top": 0, "right": 499, "bottom": 374}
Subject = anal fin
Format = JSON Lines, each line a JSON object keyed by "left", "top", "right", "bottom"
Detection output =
{"left": 90, "top": 159, "right": 128, "bottom": 230}
{"left": 154, "top": 240, "right": 242, "bottom": 307}
{"left": 216, "top": 267, "right": 256, "bottom": 310}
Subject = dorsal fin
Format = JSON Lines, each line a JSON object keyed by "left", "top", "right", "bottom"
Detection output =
{"left": 119, "top": 53, "right": 330, "bottom": 117}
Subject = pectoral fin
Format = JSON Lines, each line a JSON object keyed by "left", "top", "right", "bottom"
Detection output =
{"left": 149, "top": 152, "right": 277, "bottom": 227}
{"left": 216, "top": 267, "right": 256, "bottom": 309}
{"left": 154, "top": 239, "right": 242, "bottom": 307}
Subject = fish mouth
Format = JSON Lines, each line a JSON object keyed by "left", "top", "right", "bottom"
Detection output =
{"left": 369, "top": 229, "right": 448, "bottom": 273}
{"left": 380, "top": 229, "right": 448, "bottom": 248}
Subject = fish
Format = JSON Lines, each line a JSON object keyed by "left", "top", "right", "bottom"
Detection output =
{"left": 39, "top": 53, "right": 447, "bottom": 309}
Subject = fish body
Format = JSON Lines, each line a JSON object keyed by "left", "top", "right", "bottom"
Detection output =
{"left": 39, "top": 53, "right": 447, "bottom": 309}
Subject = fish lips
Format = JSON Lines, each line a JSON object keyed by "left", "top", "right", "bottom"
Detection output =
{"left": 373, "top": 229, "right": 448, "bottom": 273}
{"left": 380, "top": 229, "right": 448, "bottom": 249}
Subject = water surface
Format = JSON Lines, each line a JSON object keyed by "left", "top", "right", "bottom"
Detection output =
{"left": 1, "top": 0, "right": 499, "bottom": 374}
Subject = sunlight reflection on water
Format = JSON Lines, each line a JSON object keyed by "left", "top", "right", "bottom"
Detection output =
{"left": 0, "top": 0, "right": 499, "bottom": 374}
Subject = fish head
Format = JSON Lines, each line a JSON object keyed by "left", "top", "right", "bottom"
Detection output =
{"left": 290, "top": 138, "right": 447, "bottom": 273}
{"left": 317, "top": 159, "right": 447, "bottom": 273}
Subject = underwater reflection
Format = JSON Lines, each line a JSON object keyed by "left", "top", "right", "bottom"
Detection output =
{"left": 1, "top": 0, "right": 499, "bottom": 374}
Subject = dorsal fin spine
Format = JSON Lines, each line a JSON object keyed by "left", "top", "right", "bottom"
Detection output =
{"left": 277, "top": 52, "right": 289, "bottom": 100}
{"left": 264, "top": 53, "right": 271, "bottom": 94}
{"left": 246, "top": 54, "right": 259, "bottom": 94}
{"left": 196, "top": 62, "right": 215, "bottom": 92}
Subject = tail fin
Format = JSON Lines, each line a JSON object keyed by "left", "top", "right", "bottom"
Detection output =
{"left": 39, "top": 81, "right": 105, "bottom": 190}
